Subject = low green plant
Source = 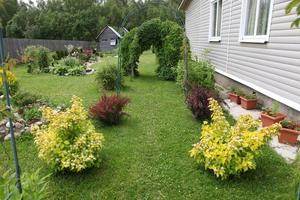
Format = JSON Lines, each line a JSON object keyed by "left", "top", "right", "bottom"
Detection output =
{"left": 177, "top": 58, "right": 215, "bottom": 90}
{"left": 67, "top": 66, "right": 85, "bottom": 76}
{"left": 190, "top": 98, "right": 281, "bottom": 179}
{"left": 78, "top": 53, "right": 91, "bottom": 63}
{"left": 23, "top": 107, "right": 42, "bottom": 123}
{"left": 12, "top": 92, "right": 39, "bottom": 107}
{"left": 51, "top": 57, "right": 85, "bottom": 76}
{"left": 60, "top": 57, "right": 81, "bottom": 67}
{"left": 241, "top": 93, "right": 257, "bottom": 100}
{"left": 0, "top": 169, "right": 50, "bottom": 200}
{"left": 96, "top": 64, "right": 123, "bottom": 90}
{"left": 263, "top": 101, "right": 280, "bottom": 117}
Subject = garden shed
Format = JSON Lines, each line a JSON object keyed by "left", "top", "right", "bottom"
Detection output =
{"left": 96, "top": 26, "right": 128, "bottom": 52}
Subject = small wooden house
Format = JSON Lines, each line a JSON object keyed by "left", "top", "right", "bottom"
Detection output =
{"left": 96, "top": 26, "right": 128, "bottom": 52}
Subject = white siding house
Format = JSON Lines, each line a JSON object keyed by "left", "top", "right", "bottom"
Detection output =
{"left": 180, "top": 0, "right": 300, "bottom": 113}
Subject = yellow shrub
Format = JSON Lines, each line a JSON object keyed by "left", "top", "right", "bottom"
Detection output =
{"left": 0, "top": 68, "right": 18, "bottom": 94}
{"left": 32, "top": 96, "right": 104, "bottom": 172}
{"left": 190, "top": 98, "right": 281, "bottom": 179}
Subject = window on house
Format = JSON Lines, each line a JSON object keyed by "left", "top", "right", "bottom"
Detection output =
{"left": 209, "top": 0, "right": 223, "bottom": 42}
{"left": 240, "top": 0, "right": 273, "bottom": 43}
{"left": 110, "top": 39, "right": 116, "bottom": 46}
{"left": 102, "top": 39, "right": 107, "bottom": 42}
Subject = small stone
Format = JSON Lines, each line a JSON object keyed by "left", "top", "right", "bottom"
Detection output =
{"left": 15, "top": 122, "right": 24, "bottom": 129}
{"left": 17, "top": 118, "right": 26, "bottom": 124}
{"left": 6, "top": 122, "right": 14, "bottom": 128}
{"left": 35, "top": 121, "right": 43, "bottom": 126}
{"left": 4, "top": 134, "right": 11, "bottom": 140}
{"left": 0, "top": 95, "right": 4, "bottom": 100}
{"left": 0, "top": 119, "right": 7, "bottom": 126}
{"left": 0, "top": 127, "right": 6, "bottom": 134}
{"left": 4, "top": 132, "right": 22, "bottom": 140}
{"left": 24, "top": 126, "right": 31, "bottom": 133}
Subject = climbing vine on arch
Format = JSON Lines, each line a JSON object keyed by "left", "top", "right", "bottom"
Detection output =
{"left": 120, "top": 19, "right": 183, "bottom": 80}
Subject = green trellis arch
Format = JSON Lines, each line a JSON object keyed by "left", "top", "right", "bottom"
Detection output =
{"left": 120, "top": 18, "right": 183, "bottom": 80}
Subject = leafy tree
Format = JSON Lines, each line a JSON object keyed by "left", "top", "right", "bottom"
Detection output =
{"left": 0, "top": 0, "right": 19, "bottom": 35}
{"left": 286, "top": 0, "right": 300, "bottom": 27}
{"left": 5, "top": 0, "right": 184, "bottom": 40}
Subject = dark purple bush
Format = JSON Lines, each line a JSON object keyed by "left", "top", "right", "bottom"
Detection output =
{"left": 90, "top": 95, "right": 130, "bottom": 125}
{"left": 186, "top": 87, "right": 220, "bottom": 120}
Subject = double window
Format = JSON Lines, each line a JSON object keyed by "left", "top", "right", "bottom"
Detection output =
{"left": 208, "top": 0, "right": 273, "bottom": 43}
{"left": 209, "top": 0, "right": 223, "bottom": 42}
{"left": 240, "top": 0, "right": 273, "bottom": 43}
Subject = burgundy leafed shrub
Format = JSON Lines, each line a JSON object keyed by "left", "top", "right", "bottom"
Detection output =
{"left": 186, "top": 86, "right": 220, "bottom": 120}
{"left": 90, "top": 95, "right": 130, "bottom": 125}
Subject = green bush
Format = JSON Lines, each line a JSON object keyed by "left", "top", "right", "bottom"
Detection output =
{"left": 78, "top": 53, "right": 91, "bottom": 63}
{"left": 96, "top": 64, "right": 122, "bottom": 91}
{"left": 24, "top": 46, "right": 54, "bottom": 73}
{"left": 12, "top": 92, "right": 39, "bottom": 107}
{"left": 68, "top": 66, "right": 85, "bottom": 76}
{"left": 61, "top": 57, "right": 81, "bottom": 67}
{"left": 23, "top": 107, "right": 42, "bottom": 122}
{"left": 0, "top": 169, "right": 50, "bottom": 200}
{"left": 51, "top": 57, "right": 85, "bottom": 76}
{"left": 120, "top": 19, "right": 183, "bottom": 80}
{"left": 54, "top": 50, "right": 68, "bottom": 60}
{"left": 177, "top": 58, "right": 215, "bottom": 90}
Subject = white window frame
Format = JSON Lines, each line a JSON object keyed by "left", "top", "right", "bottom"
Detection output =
{"left": 110, "top": 39, "right": 116, "bottom": 46}
{"left": 209, "top": 0, "right": 223, "bottom": 42}
{"left": 239, "top": 0, "right": 274, "bottom": 43}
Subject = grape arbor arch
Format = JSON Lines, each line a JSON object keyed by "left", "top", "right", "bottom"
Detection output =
{"left": 116, "top": 6, "right": 189, "bottom": 96}
{"left": 120, "top": 19, "right": 183, "bottom": 80}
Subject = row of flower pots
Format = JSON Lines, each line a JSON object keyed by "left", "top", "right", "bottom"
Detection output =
{"left": 229, "top": 88, "right": 300, "bottom": 146}
{"left": 228, "top": 89, "right": 257, "bottom": 110}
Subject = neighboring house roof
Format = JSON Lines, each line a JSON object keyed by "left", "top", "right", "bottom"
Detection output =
{"left": 178, "top": 0, "right": 192, "bottom": 10}
{"left": 96, "top": 25, "right": 123, "bottom": 39}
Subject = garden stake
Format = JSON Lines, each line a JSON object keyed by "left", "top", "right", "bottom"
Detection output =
{"left": 116, "top": 37, "right": 122, "bottom": 95}
{"left": 183, "top": 33, "right": 189, "bottom": 97}
{"left": 0, "top": 28, "right": 22, "bottom": 194}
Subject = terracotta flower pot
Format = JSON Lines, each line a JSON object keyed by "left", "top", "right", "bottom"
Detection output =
{"left": 278, "top": 126, "right": 300, "bottom": 145}
{"left": 228, "top": 93, "right": 241, "bottom": 104}
{"left": 261, "top": 113, "right": 286, "bottom": 127}
{"left": 240, "top": 97, "right": 257, "bottom": 110}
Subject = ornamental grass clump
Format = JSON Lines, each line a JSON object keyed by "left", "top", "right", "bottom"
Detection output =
{"left": 190, "top": 98, "right": 281, "bottom": 179}
{"left": 32, "top": 96, "right": 104, "bottom": 172}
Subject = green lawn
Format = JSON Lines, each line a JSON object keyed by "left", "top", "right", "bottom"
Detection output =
{"left": 1, "top": 52, "right": 299, "bottom": 199}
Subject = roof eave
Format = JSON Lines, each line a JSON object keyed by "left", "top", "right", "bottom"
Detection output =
{"left": 178, "top": 0, "right": 191, "bottom": 10}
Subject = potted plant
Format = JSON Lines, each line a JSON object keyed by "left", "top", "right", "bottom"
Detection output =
{"left": 240, "top": 93, "right": 257, "bottom": 110}
{"left": 228, "top": 87, "right": 241, "bottom": 105}
{"left": 278, "top": 119, "right": 300, "bottom": 145}
{"left": 261, "top": 102, "right": 286, "bottom": 127}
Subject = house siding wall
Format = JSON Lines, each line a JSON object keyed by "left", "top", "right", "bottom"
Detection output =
{"left": 98, "top": 28, "right": 119, "bottom": 52}
{"left": 185, "top": 0, "right": 300, "bottom": 111}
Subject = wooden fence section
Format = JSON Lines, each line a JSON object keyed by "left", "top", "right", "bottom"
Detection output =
{"left": 3, "top": 38, "right": 92, "bottom": 58}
